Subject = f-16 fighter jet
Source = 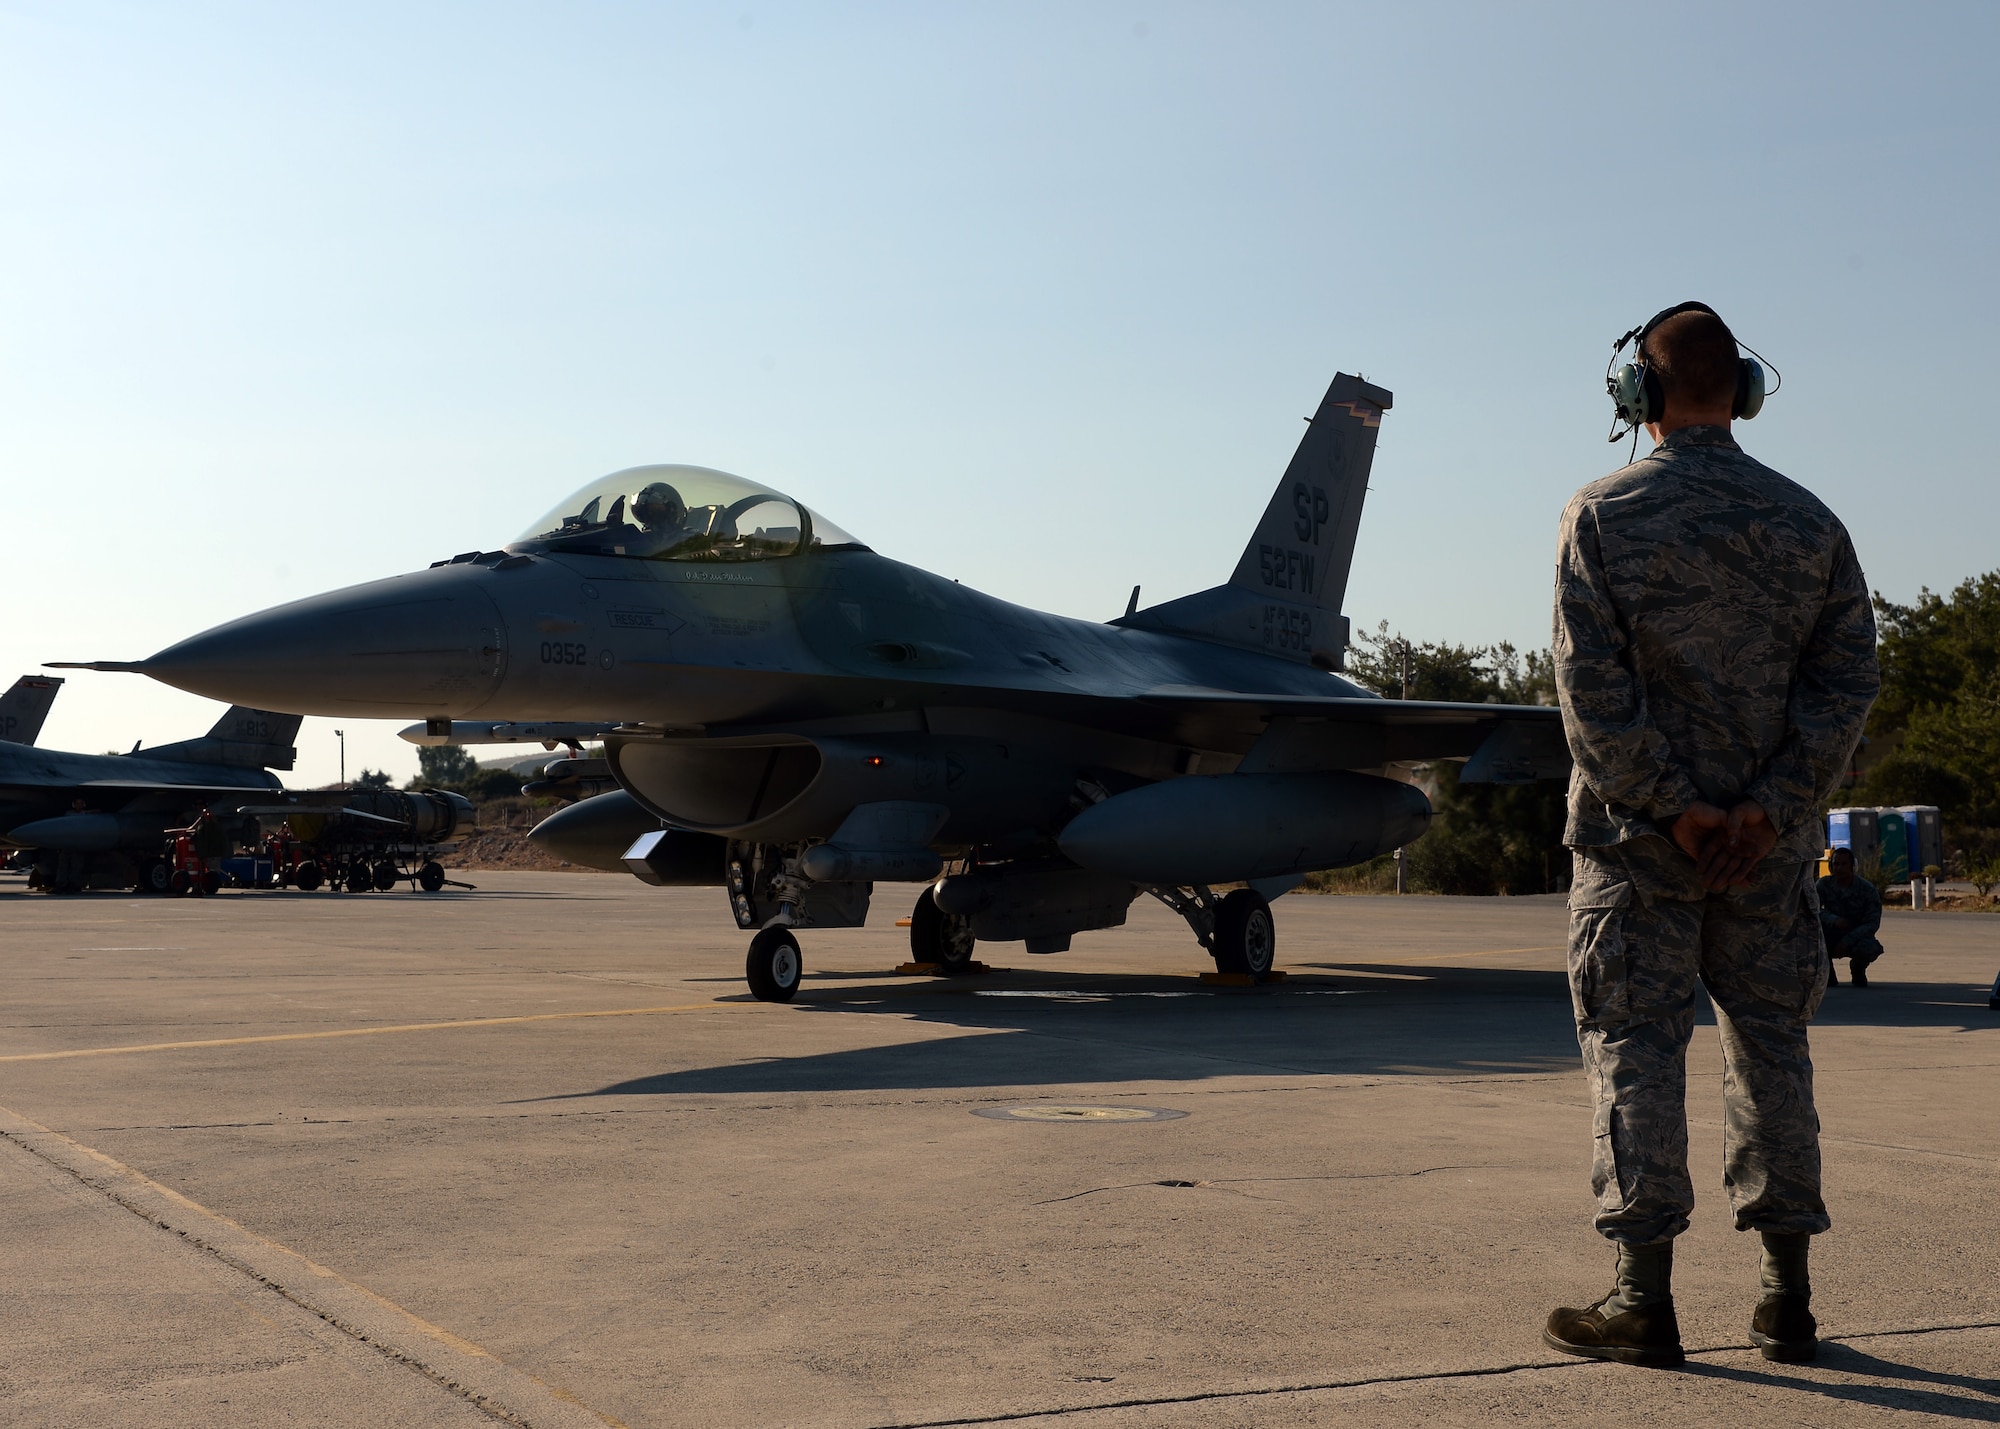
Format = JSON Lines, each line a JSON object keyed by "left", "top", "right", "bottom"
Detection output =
{"left": 0, "top": 675, "right": 64, "bottom": 745}
{"left": 60, "top": 372, "right": 1567, "bottom": 996}
{"left": 0, "top": 704, "right": 301, "bottom": 892}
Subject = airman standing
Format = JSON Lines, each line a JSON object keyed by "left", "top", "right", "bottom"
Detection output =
{"left": 1544, "top": 303, "right": 1879, "bottom": 1367}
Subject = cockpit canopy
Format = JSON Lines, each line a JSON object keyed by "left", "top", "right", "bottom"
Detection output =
{"left": 510, "top": 465, "right": 864, "bottom": 563}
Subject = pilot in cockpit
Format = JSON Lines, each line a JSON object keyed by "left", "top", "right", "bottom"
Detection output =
{"left": 631, "top": 481, "right": 687, "bottom": 533}
{"left": 624, "top": 481, "right": 694, "bottom": 557}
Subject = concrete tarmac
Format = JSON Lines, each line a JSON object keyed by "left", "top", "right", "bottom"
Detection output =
{"left": 1, "top": 871, "right": 1995, "bottom": 1427}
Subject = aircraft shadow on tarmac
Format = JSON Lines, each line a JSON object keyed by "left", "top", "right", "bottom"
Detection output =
{"left": 577, "top": 963, "right": 1582, "bottom": 1097}
{"left": 566, "top": 962, "right": 1999, "bottom": 1100}
{"left": 1686, "top": 1344, "right": 2000, "bottom": 1422}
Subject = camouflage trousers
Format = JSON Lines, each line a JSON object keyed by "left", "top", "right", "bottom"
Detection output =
{"left": 1829, "top": 929, "right": 1884, "bottom": 969}
{"left": 1567, "top": 840, "right": 1831, "bottom": 1245}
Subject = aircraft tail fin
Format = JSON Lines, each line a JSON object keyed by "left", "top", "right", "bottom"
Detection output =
{"left": 1117, "top": 372, "right": 1391, "bottom": 670}
{"left": 144, "top": 707, "right": 304, "bottom": 770}
{"left": 0, "top": 675, "right": 63, "bottom": 746}
{"left": 1228, "top": 372, "right": 1391, "bottom": 617}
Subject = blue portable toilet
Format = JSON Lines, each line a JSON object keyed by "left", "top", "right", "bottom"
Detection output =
{"left": 1827, "top": 808, "right": 1881, "bottom": 873}
{"left": 1895, "top": 806, "right": 1943, "bottom": 874}
{"left": 1878, "top": 810, "right": 1910, "bottom": 884}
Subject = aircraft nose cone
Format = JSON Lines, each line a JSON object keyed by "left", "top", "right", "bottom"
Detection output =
{"left": 141, "top": 568, "right": 511, "bottom": 717}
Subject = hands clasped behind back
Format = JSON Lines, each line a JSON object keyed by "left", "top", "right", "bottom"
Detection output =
{"left": 1669, "top": 800, "right": 1780, "bottom": 892}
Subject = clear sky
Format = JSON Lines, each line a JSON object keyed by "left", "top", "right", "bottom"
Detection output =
{"left": 4, "top": 1, "right": 1992, "bottom": 785}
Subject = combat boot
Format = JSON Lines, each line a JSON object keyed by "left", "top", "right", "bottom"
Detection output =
{"left": 1751, "top": 1231, "right": 1817, "bottom": 1361}
{"left": 1750, "top": 1293, "right": 1818, "bottom": 1362}
{"left": 1544, "top": 1241, "right": 1684, "bottom": 1368}
{"left": 1544, "top": 1299, "right": 1685, "bottom": 1367}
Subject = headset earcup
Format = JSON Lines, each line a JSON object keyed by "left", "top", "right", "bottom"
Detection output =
{"left": 1641, "top": 366, "right": 1663, "bottom": 426}
{"left": 1610, "top": 363, "right": 1650, "bottom": 425}
{"left": 1736, "top": 357, "right": 1765, "bottom": 420}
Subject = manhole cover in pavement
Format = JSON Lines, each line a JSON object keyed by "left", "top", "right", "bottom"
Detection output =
{"left": 973, "top": 1105, "right": 1188, "bottom": 1123}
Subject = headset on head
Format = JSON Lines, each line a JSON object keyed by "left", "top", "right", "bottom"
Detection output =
{"left": 1605, "top": 300, "right": 1780, "bottom": 446}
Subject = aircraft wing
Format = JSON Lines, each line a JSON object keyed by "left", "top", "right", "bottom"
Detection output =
{"left": 77, "top": 777, "right": 286, "bottom": 792}
{"left": 1138, "top": 687, "right": 1570, "bottom": 783}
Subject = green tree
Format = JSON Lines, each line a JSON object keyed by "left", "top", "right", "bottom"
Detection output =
{"left": 1856, "top": 572, "right": 2000, "bottom": 845}
{"left": 1345, "top": 624, "right": 1568, "bottom": 895}
{"left": 408, "top": 745, "right": 524, "bottom": 804}
{"left": 461, "top": 766, "right": 525, "bottom": 802}
{"left": 353, "top": 768, "right": 395, "bottom": 790}
{"left": 414, "top": 746, "right": 480, "bottom": 787}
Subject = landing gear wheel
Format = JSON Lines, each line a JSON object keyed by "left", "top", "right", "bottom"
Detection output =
{"left": 1212, "top": 889, "right": 1276, "bottom": 980}
{"left": 139, "top": 859, "right": 173, "bottom": 895}
{"left": 910, "top": 886, "right": 977, "bottom": 975}
{"left": 295, "top": 861, "right": 324, "bottom": 891}
{"left": 745, "top": 926, "right": 804, "bottom": 1002}
{"left": 417, "top": 860, "right": 445, "bottom": 893}
{"left": 372, "top": 860, "right": 400, "bottom": 892}
{"left": 346, "top": 863, "right": 374, "bottom": 894}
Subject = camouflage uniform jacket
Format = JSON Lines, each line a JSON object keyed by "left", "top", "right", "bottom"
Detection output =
{"left": 1816, "top": 873, "right": 1882, "bottom": 941}
{"left": 1553, "top": 426, "right": 1878, "bottom": 866}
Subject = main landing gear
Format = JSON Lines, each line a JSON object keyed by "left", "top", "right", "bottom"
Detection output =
{"left": 1150, "top": 884, "right": 1276, "bottom": 980}
{"left": 908, "top": 885, "right": 977, "bottom": 976}
{"left": 741, "top": 885, "right": 981, "bottom": 1002}
{"left": 735, "top": 881, "right": 1277, "bottom": 1000}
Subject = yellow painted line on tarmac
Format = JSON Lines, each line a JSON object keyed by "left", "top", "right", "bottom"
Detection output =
{"left": 0, "top": 946, "right": 1570, "bottom": 1066}
{"left": 0, "top": 999, "right": 739, "bottom": 1064}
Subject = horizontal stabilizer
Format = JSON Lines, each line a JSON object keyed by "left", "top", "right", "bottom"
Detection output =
{"left": 144, "top": 707, "right": 304, "bottom": 771}
{"left": 1146, "top": 689, "right": 1568, "bottom": 772}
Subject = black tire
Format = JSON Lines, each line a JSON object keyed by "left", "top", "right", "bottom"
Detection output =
{"left": 1213, "top": 889, "right": 1276, "bottom": 980}
{"left": 909, "top": 886, "right": 977, "bottom": 975}
{"left": 417, "top": 860, "right": 446, "bottom": 893}
{"left": 202, "top": 870, "right": 224, "bottom": 896}
{"left": 372, "top": 860, "right": 400, "bottom": 892}
{"left": 346, "top": 863, "right": 374, "bottom": 894}
{"left": 169, "top": 869, "right": 192, "bottom": 897}
{"left": 138, "top": 859, "right": 173, "bottom": 896}
{"left": 745, "top": 926, "right": 804, "bottom": 1002}
{"left": 295, "top": 861, "right": 324, "bottom": 891}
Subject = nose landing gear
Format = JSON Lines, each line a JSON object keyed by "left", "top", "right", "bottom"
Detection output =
{"left": 745, "top": 926, "right": 804, "bottom": 1002}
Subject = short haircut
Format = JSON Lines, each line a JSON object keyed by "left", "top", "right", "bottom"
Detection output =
{"left": 1831, "top": 846, "right": 1855, "bottom": 862}
{"left": 1642, "top": 308, "right": 1740, "bottom": 411}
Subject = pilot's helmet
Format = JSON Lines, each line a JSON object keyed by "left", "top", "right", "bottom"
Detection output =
{"left": 631, "top": 482, "right": 686, "bottom": 531}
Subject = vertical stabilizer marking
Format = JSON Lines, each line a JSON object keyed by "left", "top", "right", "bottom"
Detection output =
{"left": 1228, "top": 372, "right": 1392, "bottom": 617}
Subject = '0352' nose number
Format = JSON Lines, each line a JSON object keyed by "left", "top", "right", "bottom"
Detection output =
{"left": 539, "top": 641, "right": 590, "bottom": 667}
